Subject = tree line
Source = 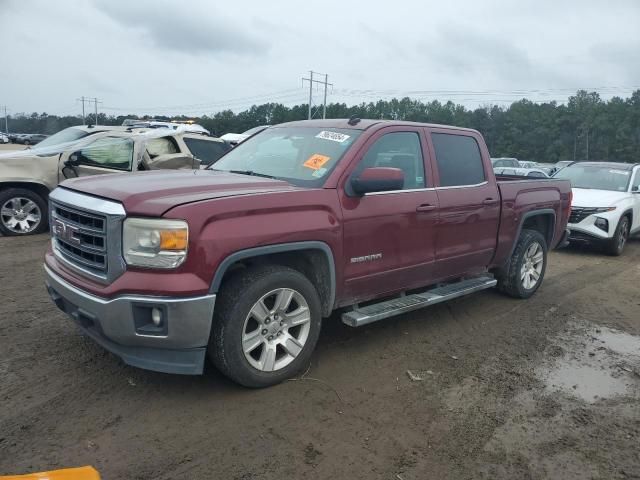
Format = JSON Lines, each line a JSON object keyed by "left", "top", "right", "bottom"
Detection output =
{"left": 5, "top": 90, "right": 640, "bottom": 163}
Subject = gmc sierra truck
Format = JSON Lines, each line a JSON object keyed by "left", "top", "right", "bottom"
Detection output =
{"left": 44, "top": 119, "right": 572, "bottom": 387}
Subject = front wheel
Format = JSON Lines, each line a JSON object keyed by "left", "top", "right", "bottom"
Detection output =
{"left": 605, "top": 216, "right": 629, "bottom": 256}
{"left": 0, "top": 188, "right": 48, "bottom": 236}
{"left": 498, "top": 229, "right": 548, "bottom": 299}
{"left": 209, "top": 265, "right": 322, "bottom": 387}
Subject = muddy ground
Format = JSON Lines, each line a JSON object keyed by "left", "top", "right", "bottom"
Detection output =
{"left": 1, "top": 235, "right": 639, "bottom": 479}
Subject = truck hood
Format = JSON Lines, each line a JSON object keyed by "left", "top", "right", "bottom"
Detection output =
{"left": 0, "top": 151, "right": 59, "bottom": 187}
{"left": 571, "top": 187, "right": 629, "bottom": 208}
{"left": 61, "top": 169, "right": 299, "bottom": 216}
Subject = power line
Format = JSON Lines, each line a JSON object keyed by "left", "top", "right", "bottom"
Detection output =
{"left": 101, "top": 88, "right": 303, "bottom": 113}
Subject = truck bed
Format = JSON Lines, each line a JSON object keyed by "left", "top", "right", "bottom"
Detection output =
{"left": 492, "top": 176, "right": 572, "bottom": 268}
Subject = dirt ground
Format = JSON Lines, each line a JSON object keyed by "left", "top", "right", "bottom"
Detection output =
{"left": 1, "top": 235, "right": 639, "bottom": 479}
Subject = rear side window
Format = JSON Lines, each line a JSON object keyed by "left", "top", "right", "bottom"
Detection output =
{"left": 432, "top": 133, "right": 486, "bottom": 187}
{"left": 146, "top": 137, "right": 179, "bottom": 157}
{"left": 184, "top": 138, "right": 232, "bottom": 166}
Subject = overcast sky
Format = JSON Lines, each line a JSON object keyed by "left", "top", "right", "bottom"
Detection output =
{"left": 1, "top": 0, "right": 639, "bottom": 116}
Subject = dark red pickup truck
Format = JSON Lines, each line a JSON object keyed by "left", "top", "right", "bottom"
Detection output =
{"left": 44, "top": 119, "right": 572, "bottom": 386}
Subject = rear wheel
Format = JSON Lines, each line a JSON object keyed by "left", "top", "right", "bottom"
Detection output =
{"left": 0, "top": 188, "right": 48, "bottom": 236}
{"left": 498, "top": 229, "right": 548, "bottom": 299}
{"left": 209, "top": 265, "right": 322, "bottom": 387}
{"left": 605, "top": 216, "right": 629, "bottom": 256}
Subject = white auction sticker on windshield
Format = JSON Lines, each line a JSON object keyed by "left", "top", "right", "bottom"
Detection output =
{"left": 316, "top": 131, "right": 350, "bottom": 143}
{"left": 609, "top": 169, "right": 630, "bottom": 175}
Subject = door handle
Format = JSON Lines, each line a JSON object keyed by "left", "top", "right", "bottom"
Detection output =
{"left": 416, "top": 204, "right": 437, "bottom": 212}
{"left": 482, "top": 198, "right": 499, "bottom": 205}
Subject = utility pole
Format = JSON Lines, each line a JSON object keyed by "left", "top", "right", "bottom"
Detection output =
{"left": 1, "top": 106, "right": 8, "bottom": 133}
{"left": 92, "top": 97, "right": 102, "bottom": 125}
{"left": 77, "top": 96, "right": 87, "bottom": 125}
{"left": 322, "top": 73, "right": 328, "bottom": 119}
{"left": 302, "top": 71, "right": 333, "bottom": 120}
{"left": 307, "top": 71, "right": 313, "bottom": 120}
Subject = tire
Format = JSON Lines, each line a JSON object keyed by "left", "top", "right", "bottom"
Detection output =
{"left": 209, "top": 265, "right": 323, "bottom": 387}
{"left": 498, "top": 229, "right": 548, "bottom": 299}
{"left": 0, "top": 188, "right": 48, "bottom": 236}
{"left": 23, "top": 139, "right": 30, "bottom": 145}
{"left": 605, "top": 216, "right": 630, "bottom": 256}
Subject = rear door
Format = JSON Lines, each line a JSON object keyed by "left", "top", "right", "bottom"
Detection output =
{"left": 427, "top": 128, "right": 500, "bottom": 278}
{"left": 62, "top": 136, "right": 136, "bottom": 178}
{"left": 338, "top": 127, "right": 439, "bottom": 302}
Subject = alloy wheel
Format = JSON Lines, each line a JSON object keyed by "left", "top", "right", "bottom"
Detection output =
{"left": 520, "top": 241, "right": 544, "bottom": 290}
{"left": 242, "top": 288, "right": 311, "bottom": 372}
{"left": 1, "top": 197, "right": 42, "bottom": 234}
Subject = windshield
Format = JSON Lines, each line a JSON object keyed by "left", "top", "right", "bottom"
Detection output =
{"left": 33, "top": 127, "right": 91, "bottom": 149}
{"left": 211, "top": 127, "right": 362, "bottom": 187}
{"left": 555, "top": 165, "right": 632, "bottom": 192}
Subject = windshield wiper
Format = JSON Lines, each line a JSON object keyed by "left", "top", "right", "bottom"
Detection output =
{"left": 223, "top": 169, "right": 279, "bottom": 180}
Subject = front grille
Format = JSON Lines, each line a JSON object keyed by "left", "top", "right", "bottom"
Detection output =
{"left": 51, "top": 202, "right": 108, "bottom": 274}
{"left": 569, "top": 207, "right": 600, "bottom": 224}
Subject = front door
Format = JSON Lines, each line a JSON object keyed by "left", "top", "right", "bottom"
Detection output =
{"left": 59, "top": 136, "right": 135, "bottom": 180}
{"left": 339, "top": 128, "right": 439, "bottom": 304}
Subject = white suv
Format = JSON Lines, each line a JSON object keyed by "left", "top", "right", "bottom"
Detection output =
{"left": 555, "top": 162, "right": 640, "bottom": 255}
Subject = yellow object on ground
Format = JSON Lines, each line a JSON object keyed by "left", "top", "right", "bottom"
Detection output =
{"left": 0, "top": 466, "right": 100, "bottom": 480}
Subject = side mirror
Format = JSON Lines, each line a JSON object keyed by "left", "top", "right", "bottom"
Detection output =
{"left": 66, "top": 153, "right": 81, "bottom": 166}
{"left": 632, "top": 186, "right": 639, "bottom": 193}
{"left": 62, "top": 154, "right": 81, "bottom": 178}
{"left": 146, "top": 153, "right": 199, "bottom": 170}
{"left": 351, "top": 167, "right": 404, "bottom": 196}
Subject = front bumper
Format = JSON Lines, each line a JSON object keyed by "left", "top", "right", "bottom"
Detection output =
{"left": 45, "top": 264, "right": 216, "bottom": 375}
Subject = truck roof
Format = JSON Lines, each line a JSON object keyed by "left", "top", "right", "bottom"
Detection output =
{"left": 275, "top": 118, "right": 479, "bottom": 134}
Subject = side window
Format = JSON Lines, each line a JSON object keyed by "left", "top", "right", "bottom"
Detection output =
{"left": 77, "top": 137, "right": 134, "bottom": 171}
{"left": 632, "top": 170, "right": 640, "bottom": 191}
{"left": 184, "top": 138, "right": 232, "bottom": 166}
{"left": 432, "top": 133, "right": 486, "bottom": 187}
{"left": 356, "top": 132, "right": 426, "bottom": 190}
{"left": 146, "top": 137, "right": 179, "bottom": 157}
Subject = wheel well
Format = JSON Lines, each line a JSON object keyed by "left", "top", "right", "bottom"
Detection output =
{"left": 0, "top": 182, "right": 50, "bottom": 202}
{"left": 622, "top": 210, "right": 633, "bottom": 225}
{"left": 218, "top": 249, "right": 333, "bottom": 317}
{"left": 521, "top": 213, "right": 554, "bottom": 246}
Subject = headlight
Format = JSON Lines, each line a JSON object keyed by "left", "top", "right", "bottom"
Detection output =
{"left": 123, "top": 218, "right": 188, "bottom": 268}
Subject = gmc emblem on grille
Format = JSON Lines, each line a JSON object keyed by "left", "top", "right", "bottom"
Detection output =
{"left": 53, "top": 218, "right": 81, "bottom": 246}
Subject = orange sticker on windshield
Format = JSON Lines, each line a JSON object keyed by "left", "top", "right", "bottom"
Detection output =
{"left": 304, "top": 154, "right": 331, "bottom": 170}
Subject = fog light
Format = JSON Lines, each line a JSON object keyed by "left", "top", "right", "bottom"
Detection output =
{"left": 151, "top": 307, "right": 163, "bottom": 326}
{"left": 594, "top": 217, "right": 608, "bottom": 232}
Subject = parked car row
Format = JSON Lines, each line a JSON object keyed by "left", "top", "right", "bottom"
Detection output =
{"left": 5, "top": 133, "right": 49, "bottom": 145}
{"left": 2, "top": 117, "right": 637, "bottom": 389}
{"left": 490, "top": 157, "right": 576, "bottom": 177}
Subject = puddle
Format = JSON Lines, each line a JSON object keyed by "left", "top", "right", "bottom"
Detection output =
{"left": 539, "top": 324, "right": 640, "bottom": 403}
